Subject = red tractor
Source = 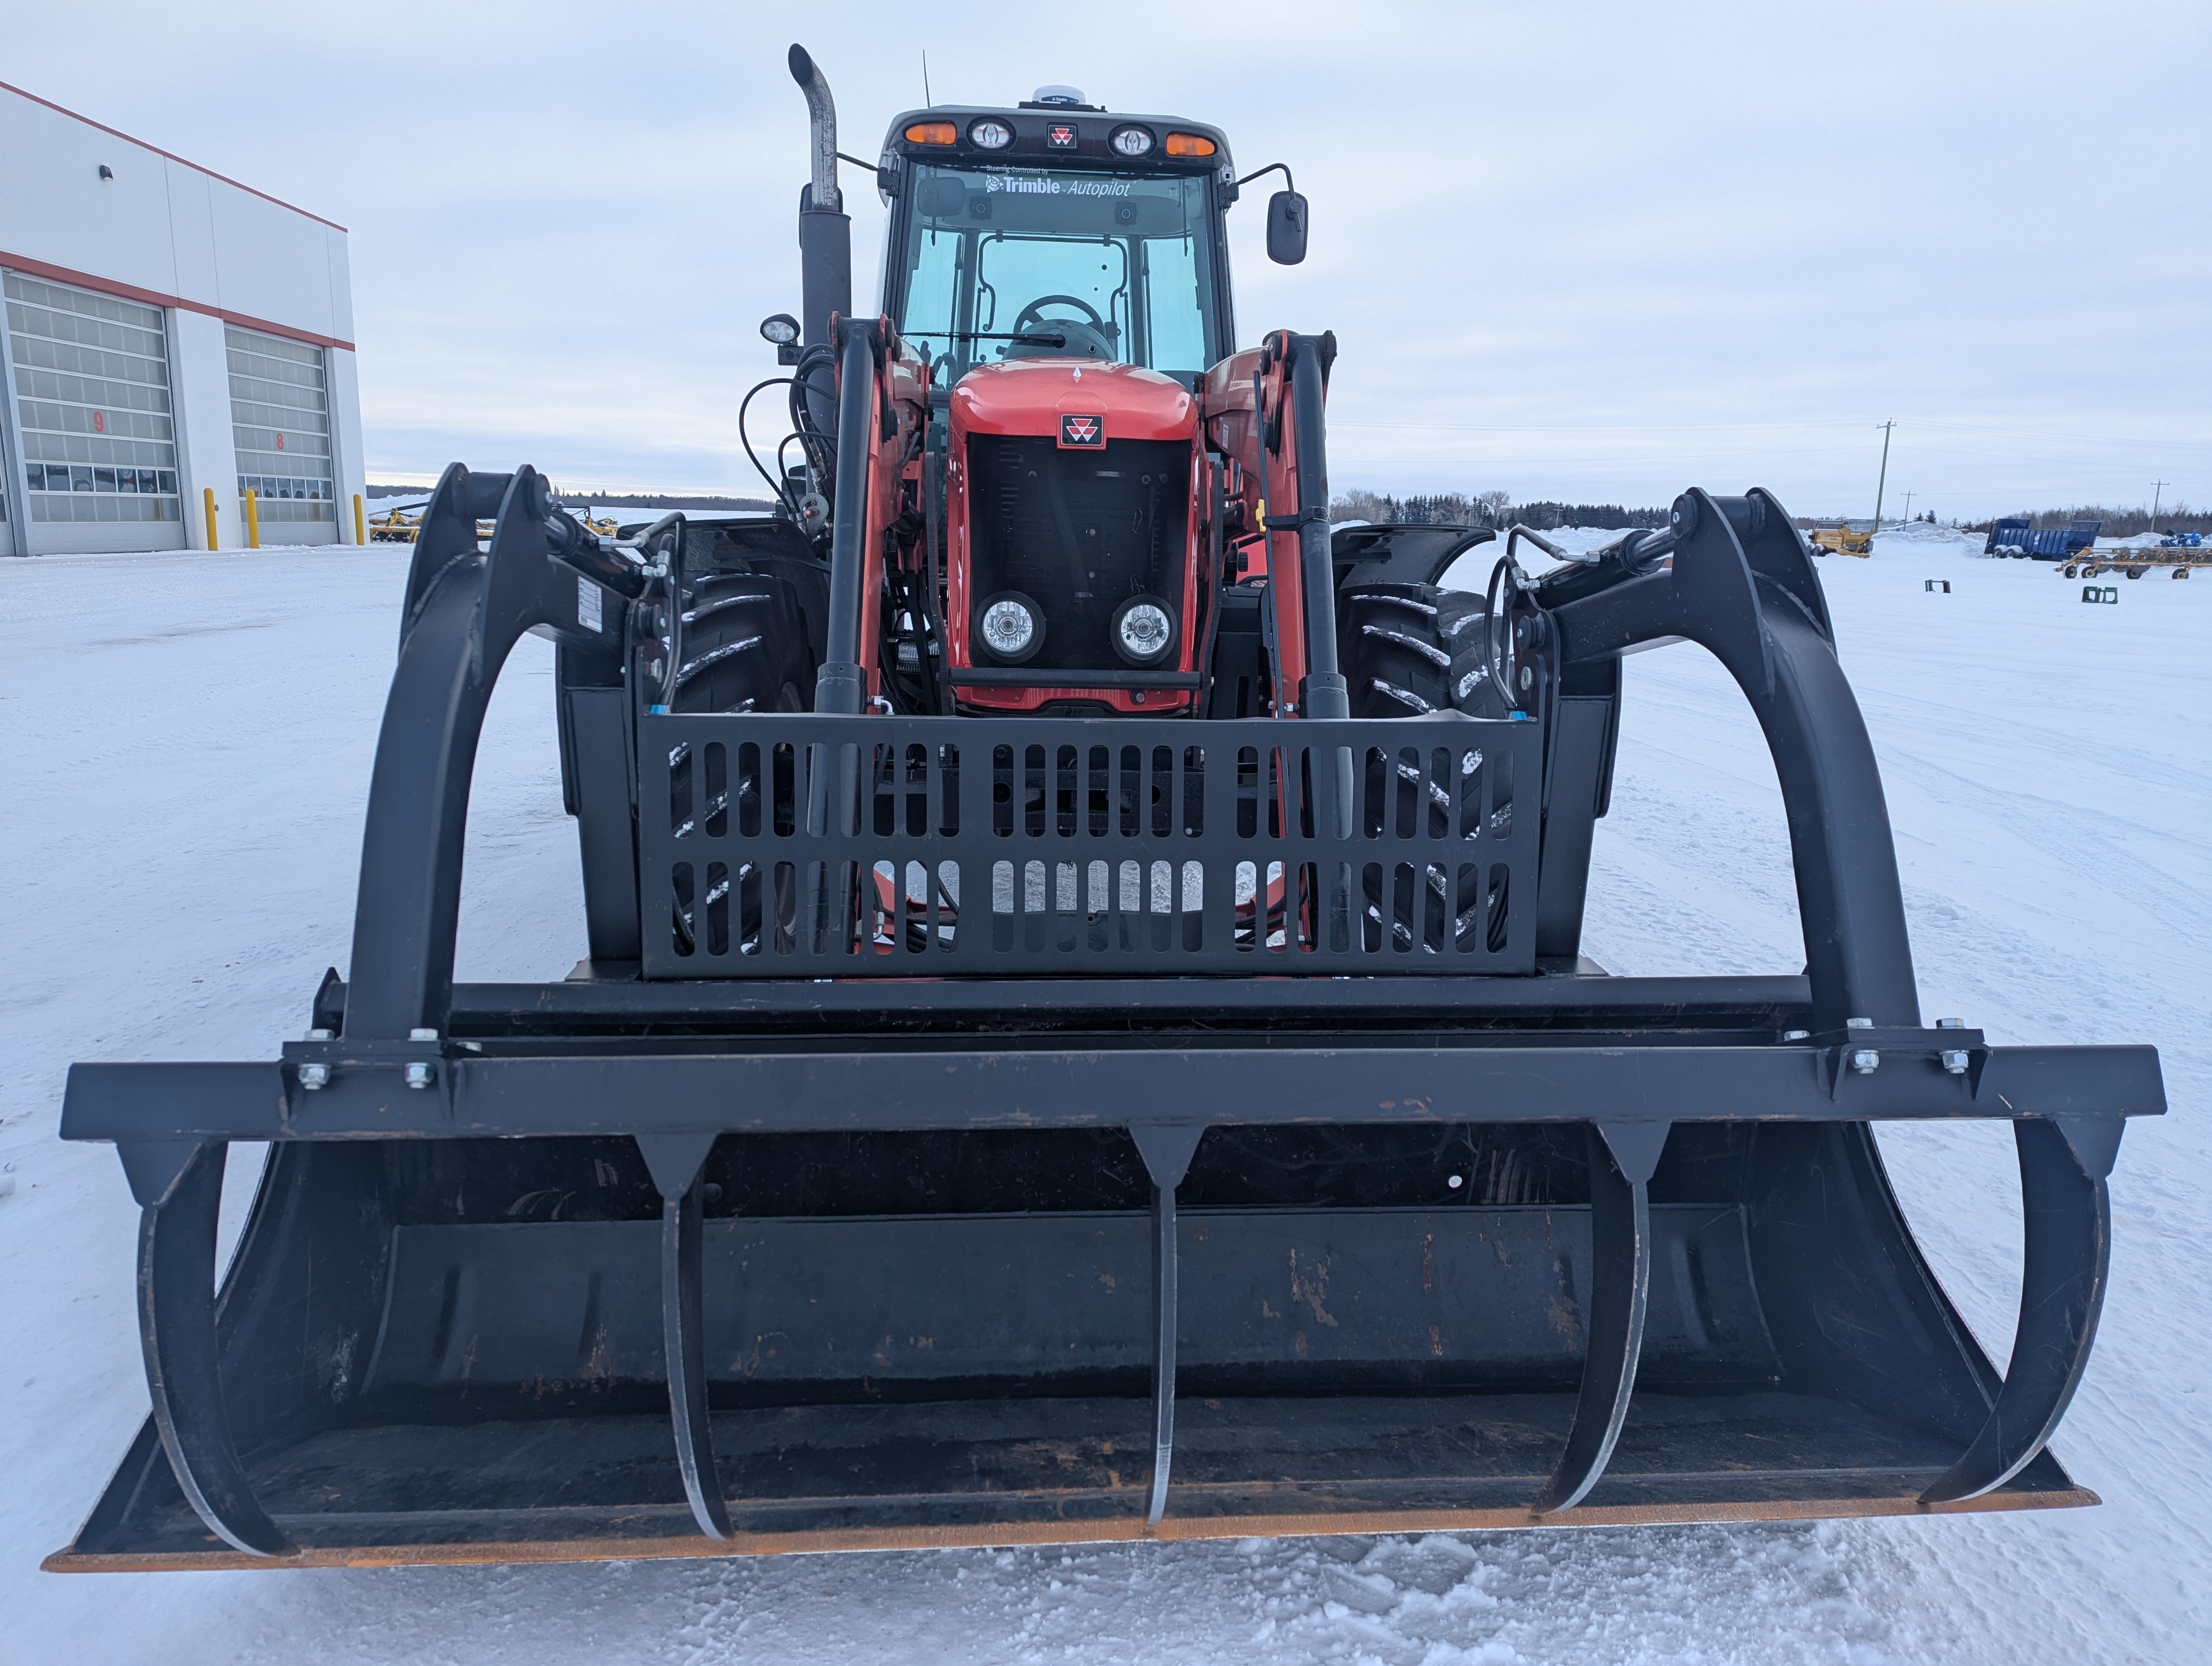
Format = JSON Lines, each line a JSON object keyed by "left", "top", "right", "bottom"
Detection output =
{"left": 49, "top": 46, "right": 2159, "bottom": 1569}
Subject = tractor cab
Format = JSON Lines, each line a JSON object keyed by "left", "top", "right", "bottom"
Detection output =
{"left": 877, "top": 95, "right": 1247, "bottom": 391}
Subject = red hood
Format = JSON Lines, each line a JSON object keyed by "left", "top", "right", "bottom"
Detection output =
{"left": 949, "top": 359, "right": 1196, "bottom": 441}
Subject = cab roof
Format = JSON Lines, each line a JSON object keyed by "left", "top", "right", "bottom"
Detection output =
{"left": 882, "top": 106, "right": 1237, "bottom": 195}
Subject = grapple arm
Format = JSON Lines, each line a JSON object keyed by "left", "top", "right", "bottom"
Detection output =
{"left": 1530, "top": 487, "right": 1911, "bottom": 1036}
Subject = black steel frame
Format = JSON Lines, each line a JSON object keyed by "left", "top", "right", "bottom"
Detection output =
{"left": 52, "top": 469, "right": 2163, "bottom": 1566}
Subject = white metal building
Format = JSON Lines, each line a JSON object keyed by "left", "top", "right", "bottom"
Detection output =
{"left": 0, "top": 80, "right": 365, "bottom": 554}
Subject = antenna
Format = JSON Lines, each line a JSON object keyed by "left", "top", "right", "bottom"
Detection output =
{"left": 923, "top": 50, "right": 933, "bottom": 107}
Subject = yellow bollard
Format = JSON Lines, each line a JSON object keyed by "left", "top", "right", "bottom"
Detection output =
{"left": 203, "top": 486, "right": 218, "bottom": 551}
{"left": 353, "top": 493, "right": 366, "bottom": 547}
{"left": 245, "top": 488, "right": 260, "bottom": 549}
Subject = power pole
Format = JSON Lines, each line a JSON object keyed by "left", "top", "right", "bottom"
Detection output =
{"left": 1902, "top": 490, "right": 1915, "bottom": 522}
{"left": 1870, "top": 420, "right": 1894, "bottom": 544}
{"left": 2151, "top": 481, "right": 2168, "bottom": 533}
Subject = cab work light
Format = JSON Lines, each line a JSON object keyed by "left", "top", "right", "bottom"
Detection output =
{"left": 969, "top": 118, "right": 1014, "bottom": 150}
{"left": 1163, "top": 131, "right": 1216, "bottom": 158}
{"left": 905, "top": 121, "right": 958, "bottom": 145}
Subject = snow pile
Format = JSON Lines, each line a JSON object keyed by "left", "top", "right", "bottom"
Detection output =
{"left": 1861, "top": 519, "right": 1986, "bottom": 557}
{"left": 1, "top": 540, "right": 2207, "bottom": 1664}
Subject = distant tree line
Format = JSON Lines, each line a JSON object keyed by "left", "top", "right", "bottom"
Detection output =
{"left": 560, "top": 491, "right": 775, "bottom": 511}
{"left": 365, "top": 484, "right": 775, "bottom": 512}
{"left": 1964, "top": 503, "right": 2209, "bottom": 537}
{"left": 1329, "top": 489, "right": 1667, "bottom": 530}
{"left": 1329, "top": 492, "right": 2211, "bottom": 539}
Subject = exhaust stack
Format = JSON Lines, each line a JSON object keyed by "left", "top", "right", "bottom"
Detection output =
{"left": 788, "top": 44, "right": 851, "bottom": 353}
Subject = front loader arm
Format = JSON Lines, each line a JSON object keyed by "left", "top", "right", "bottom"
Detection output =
{"left": 1199, "top": 331, "right": 1347, "bottom": 717}
{"left": 817, "top": 314, "right": 929, "bottom": 714}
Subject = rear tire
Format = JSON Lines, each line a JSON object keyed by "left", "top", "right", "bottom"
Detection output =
{"left": 663, "top": 572, "right": 812, "bottom": 956}
{"left": 1338, "top": 583, "right": 1508, "bottom": 720}
{"left": 670, "top": 572, "right": 814, "bottom": 714}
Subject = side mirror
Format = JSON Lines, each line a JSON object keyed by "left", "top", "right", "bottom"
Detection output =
{"left": 1266, "top": 189, "right": 1309, "bottom": 265}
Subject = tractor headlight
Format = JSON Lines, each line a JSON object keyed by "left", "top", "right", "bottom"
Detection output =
{"left": 968, "top": 118, "right": 1014, "bottom": 150}
{"left": 1109, "top": 125, "right": 1154, "bottom": 158}
{"left": 976, "top": 591, "right": 1044, "bottom": 663}
{"left": 1111, "top": 595, "right": 1176, "bottom": 667}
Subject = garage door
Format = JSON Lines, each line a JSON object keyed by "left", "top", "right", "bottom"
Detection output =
{"left": 227, "top": 324, "right": 335, "bottom": 542}
{"left": 3, "top": 272, "right": 183, "bottom": 550}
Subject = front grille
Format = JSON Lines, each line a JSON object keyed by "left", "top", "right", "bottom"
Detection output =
{"left": 638, "top": 713, "right": 1542, "bottom": 977}
{"left": 966, "top": 435, "right": 1191, "bottom": 671}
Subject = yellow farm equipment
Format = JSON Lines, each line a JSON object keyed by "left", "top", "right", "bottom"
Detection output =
{"left": 1807, "top": 523, "right": 1873, "bottom": 558}
{"left": 367, "top": 505, "right": 617, "bottom": 544}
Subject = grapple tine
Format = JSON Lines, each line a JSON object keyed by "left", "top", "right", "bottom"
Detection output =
{"left": 1532, "top": 1122, "right": 1669, "bottom": 1515}
{"left": 1920, "top": 1114, "right": 2120, "bottom": 1505}
{"left": 1146, "top": 1182, "right": 1178, "bottom": 1526}
{"left": 1129, "top": 1123, "right": 1206, "bottom": 1527}
{"left": 639, "top": 1133, "right": 730, "bottom": 1540}
{"left": 132, "top": 1142, "right": 292, "bottom": 1557}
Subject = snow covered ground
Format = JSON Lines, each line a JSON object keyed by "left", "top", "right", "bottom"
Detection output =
{"left": 2, "top": 532, "right": 2207, "bottom": 1663}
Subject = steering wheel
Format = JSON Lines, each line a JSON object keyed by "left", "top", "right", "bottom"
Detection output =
{"left": 1008, "top": 294, "right": 1116, "bottom": 360}
{"left": 1014, "top": 294, "right": 1107, "bottom": 332}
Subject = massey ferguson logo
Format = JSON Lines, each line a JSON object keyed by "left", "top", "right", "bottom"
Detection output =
{"left": 1059, "top": 413, "right": 1104, "bottom": 448}
{"left": 1047, "top": 123, "right": 1078, "bottom": 148}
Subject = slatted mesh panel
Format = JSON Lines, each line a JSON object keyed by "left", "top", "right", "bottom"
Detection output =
{"left": 639, "top": 716, "right": 1543, "bottom": 978}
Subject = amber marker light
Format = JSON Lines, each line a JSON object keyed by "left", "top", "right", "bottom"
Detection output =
{"left": 905, "top": 121, "right": 959, "bottom": 145}
{"left": 1162, "top": 132, "right": 1217, "bottom": 157}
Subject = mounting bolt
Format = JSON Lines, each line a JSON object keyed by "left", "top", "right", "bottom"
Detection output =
{"left": 298, "top": 1062, "right": 330, "bottom": 1090}
{"left": 408, "top": 1028, "right": 439, "bottom": 1042}
{"left": 1518, "top": 664, "right": 1533, "bottom": 690}
{"left": 1782, "top": 1029, "right": 1810, "bottom": 1042}
{"left": 1940, "top": 1049, "right": 1970, "bottom": 1075}
{"left": 404, "top": 1061, "right": 436, "bottom": 1090}
{"left": 1846, "top": 1016, "right": 1874, "bottom": 1029}
{"left": 1849, "top": 1049, "right": 1881, "bottom": 1074}
{"left": 306, "top": 1028, "right": 333, "bottom": 1042}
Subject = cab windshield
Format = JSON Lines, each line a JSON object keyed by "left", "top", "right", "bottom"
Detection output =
{"left": 894, "top": 163, "right": 1223, "bottom": 387}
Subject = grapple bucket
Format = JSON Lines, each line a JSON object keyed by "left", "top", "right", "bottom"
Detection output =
{"left": 50, "top": 470, "right": 2160, "bottom": 1569}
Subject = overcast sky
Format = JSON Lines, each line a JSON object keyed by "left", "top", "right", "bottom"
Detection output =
{"left": 9, "top": 0, "right": 2205, "bottom": 517}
